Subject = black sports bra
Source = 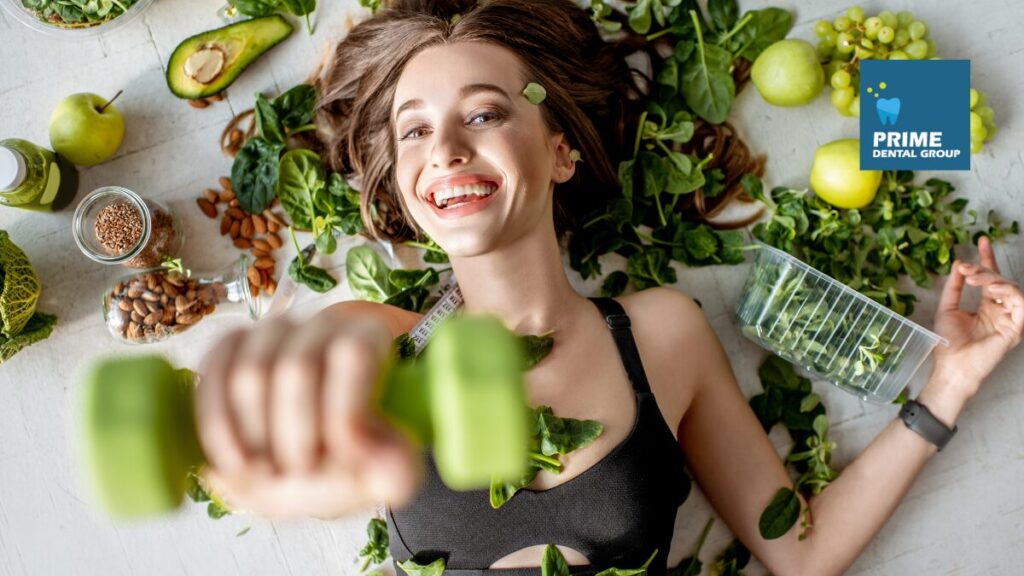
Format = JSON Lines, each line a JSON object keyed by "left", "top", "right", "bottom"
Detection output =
{"left": 387, "top": 297, "right": 692, "bottom": 575}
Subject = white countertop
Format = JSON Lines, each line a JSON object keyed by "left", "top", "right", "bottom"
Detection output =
{"left": 1, "top": 0, "right": 1022, "bottom": 574}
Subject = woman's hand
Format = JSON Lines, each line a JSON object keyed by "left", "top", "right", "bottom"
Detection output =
{"left": 195, "top": 313, "right": 422, "bottom": 519}
{"left": 928, "top": 235, "right": 1024, "bottom": 403}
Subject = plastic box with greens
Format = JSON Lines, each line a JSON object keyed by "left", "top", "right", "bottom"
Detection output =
{"left": 736, "top": 243, "right": 946, "bottom": 404}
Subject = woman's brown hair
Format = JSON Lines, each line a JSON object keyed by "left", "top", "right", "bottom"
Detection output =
{"left": 313, "top": 0, "right": 645, "bottom": 244}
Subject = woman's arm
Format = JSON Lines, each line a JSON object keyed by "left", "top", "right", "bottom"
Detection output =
{"left": 674, "top": 237, "right": 1022, "bottom": 576}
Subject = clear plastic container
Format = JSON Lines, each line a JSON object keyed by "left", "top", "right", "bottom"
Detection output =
{"left": 735, "top": 243, "right": 947, "bottom": 404}
{"left": 102, "top": 255, "right": 261, "bottom": 344}
{"left": 1, "top": 0, "right": 154, "bottom": 39}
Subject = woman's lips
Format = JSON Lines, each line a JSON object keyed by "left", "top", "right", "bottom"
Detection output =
{"left": 427, "top": 183, "right": 503, "bottom": 220}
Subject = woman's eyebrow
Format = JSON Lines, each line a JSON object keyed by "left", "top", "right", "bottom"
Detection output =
{"left": 394, "top": 83, "right": 513, "bottom": 122}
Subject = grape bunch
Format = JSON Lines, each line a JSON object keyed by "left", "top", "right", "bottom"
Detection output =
{"left": 970, "top": 88, "right": 997, "bottom": 154}
{"left": 814, "top": 7, "right": 935, "bottom": 118}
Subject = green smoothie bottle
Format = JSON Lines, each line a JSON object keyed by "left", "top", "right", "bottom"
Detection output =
{"left": 0, "top": 139, "right": 79, "bottom": 211}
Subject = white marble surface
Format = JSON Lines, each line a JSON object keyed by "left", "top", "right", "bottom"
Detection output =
{"left": 1, "top": 0, "right": 1022, "bottom": 574}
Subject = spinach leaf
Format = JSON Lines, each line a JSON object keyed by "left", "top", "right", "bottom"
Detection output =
{"left": 231, "top": 137, "right": 284, "bottom": 215}
{"left": 535, "top": 406, "right": 603, "bottom": 457}
{"left": 541, "top": 545, "right": 570, "bottom": 576}
{"left": 594, "top": 549, "right": 659, "bottom": 576}
{"left": 273, "top": 83, "right": 318, "bottom": 132}
{"left": 707, "top": 0, "right": 738, "bottom": 33}
{"left": 521, "top": 332, "right": 555, "bottom": 369}
{"left": 670, "top": 518, "right": 714, "bottom": 576}
{"left": 709, "top": 540, "right": 749, "bottom": 576}
{"left": 346, "top": 246, "right": 392, "bottom": 302}
{"left": 758, "top": 487, "right": 801, "bottom": 539}
{"left": 277, "top": 149, "right": 324, "bottom": 230}
{"left": 280, "top": 0, "right": 315, "bottom": 33}
{"left": 626, "top": 247, "right": 677, "bottom": 289}
{"left": 358, "top": 518, "right": 389, "bottom": 572}
{"left": 397, "top": 557, "right": 445, "bottom": 576}
{"left": 730, "top": 8, "right": 793, "bottom": 61}
{"left": 601, "top": 270, "right": 629, "bottom": 297}
{"left": 286, "top": 229, "right": 337, "bottom": 293}
{"left": 255, "top": 93, "right": 286, "bottom": 144}
{"left": 327, "top": 172, "right": 364, "bottom": 235}
{"left": 231, "top": 0, "right": 279, "bottom": 17}
{"left": 680, "top": 10, "right": 735, "bottom": 124}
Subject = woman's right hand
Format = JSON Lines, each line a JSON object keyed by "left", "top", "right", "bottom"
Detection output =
{"left": 195, "top": 312, "right": 422, "bottom": 519}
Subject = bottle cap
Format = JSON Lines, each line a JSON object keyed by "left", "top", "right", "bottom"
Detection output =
{"left": 0, "top": 146, "right": 27, "bottom": 192}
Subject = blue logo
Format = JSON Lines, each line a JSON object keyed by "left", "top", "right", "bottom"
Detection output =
{"left": 876, "top": 97, "right": 901, "bottom": 125}
{"left": 860, "top": 60, "right": 970, "bottom": 171}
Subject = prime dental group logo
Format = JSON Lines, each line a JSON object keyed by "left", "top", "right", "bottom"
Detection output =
{"left": 860, "top": 60, "right": 970, "bottom": 170}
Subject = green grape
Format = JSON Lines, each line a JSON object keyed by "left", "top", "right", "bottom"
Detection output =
{"left": 925, "top": 39, "right": 937, "bottom": 58}
{"left": 815, "top": 20, "right": 835, "bottom": 37}
{"left": 832, "top": 86, "right": 855, "bottom": 109}
{"left": 834, "top": 16, "right": 852, "bottom": 31}
{"left": 817, "top": 40, "right": 835, "bottom": 59}
{"left": 836, "top": 32, "right": 856, "bottom": 54}
{"left": 848, "top": 95, "right": 860, "bottom": 117}
{"left": 976, "top": 105, "right": 995, "bottom": 124}
{"left": 893, "top": 29, "right": 911, "bottom": 48}
{"left": 888, "top": 50, "right": 909, "bottom": 60}
{"left": 878, "top": 26, "right": 895, "bottom": 44}
{"left": 969, "top": 88, "right": 979, "bottom": 109}
{"left": 864, "top": 17, "right": 883, "bottom": 39}
{"left": 825, "top": 60, "right": 845, "bottom": 78}
{"left": 908, "top": 20, "right": 928, "bottom": 40}
{"left": 859, "top": 37, "right": 874, "bottom": 49}
{"left": 975, "top": 90, "right": 987, "bottom": 107}
{"left": 879, "top": 10, "right": 898, "bottom": 28}
{"left": 971, "top": 139, "right": 983, "bottom": 154}
{"left": 822, "top": 30, "right": 838, "bottom": 46}
{"left": 970, "top": 111, "right": 983, "bottom": 129}
{"left": 984, "top": 124, "right": 996, "bottom": 141}
{"left": 971, "top": 123, "right": 988, "bottom": 142}
{"left": 831, "top": 69, "right": 852, "bottom": 89}
{"left": 905, "top": 39, "right": 928, "bottom": 59}
{"left": 897, "top": 10, "right": 914, "bottom": 27}
{"left": 846, "top": 6, "right": 865, "bottom": 23}
{"left": 854, "top": 45, "right": 874, "bottom": 60}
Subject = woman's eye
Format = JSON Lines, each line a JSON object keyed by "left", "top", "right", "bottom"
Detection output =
{"left": 400, "top": 126, "right": 428, "bottom": 140}
{"left": 399, "top": 111, "right": 502, "bottom": 141}
{"left": 469, "top": 111, "right": 502, "bottom": 125}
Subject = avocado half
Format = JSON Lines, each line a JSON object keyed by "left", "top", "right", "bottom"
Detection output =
{"left": 167, "top": 15, "right": 294, "bottom": 100}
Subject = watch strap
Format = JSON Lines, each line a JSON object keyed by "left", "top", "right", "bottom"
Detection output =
{"left": 899, "top": 399, "right": 957, "bottom": 451}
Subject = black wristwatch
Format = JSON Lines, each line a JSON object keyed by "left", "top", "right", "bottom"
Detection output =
{"left": 899, "top": 399, "right": 958, "bottom": 451}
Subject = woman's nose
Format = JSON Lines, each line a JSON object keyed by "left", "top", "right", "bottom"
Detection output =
{"left": 430, "top": 122, "right": 472, "bottom": 168}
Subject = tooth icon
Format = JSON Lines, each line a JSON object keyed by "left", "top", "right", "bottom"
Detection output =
{"left": 876, "top": 97, "right": 901, "bottom": 126}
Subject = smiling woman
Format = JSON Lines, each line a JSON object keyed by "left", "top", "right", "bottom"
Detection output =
{"left": 190, "top": 1, "right": 1024, "bottom": 576}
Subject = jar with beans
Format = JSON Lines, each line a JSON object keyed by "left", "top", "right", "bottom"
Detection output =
{"left": 102, "top": 255, "right": 261, "bottom": 344}
{"left": 73, "top": 186, "right": 183, "bottom": 268}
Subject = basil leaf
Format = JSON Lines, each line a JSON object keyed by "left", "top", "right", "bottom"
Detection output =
{"left": 231, "top": 0, "right": 279, "bottom": 17}
{"left": 346, "top": 246, "right": 391, "bottom": 302}
{"left": 397, "top": 557, "right": 446, "bottom": 576}
{"left": 277, "top": 149, "right": 323, "bottom": 230}
{"left": 273, "top": 84, "right": 318, "bottom": 131}
{"left": 758, "top": 487, "right": 801, "bottom": 539}
{"left": 541, "top": 545, "right": 570, "bottom": 576}
{"left": 231, "top": 138, "right": 284, "bottom": 215}
{"left": 358, "top": 518, "right": 389, "bottom": 566}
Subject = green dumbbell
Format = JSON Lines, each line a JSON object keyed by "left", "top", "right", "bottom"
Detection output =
{"left": 82, "top": 314, "right": 530, "bottom": 518}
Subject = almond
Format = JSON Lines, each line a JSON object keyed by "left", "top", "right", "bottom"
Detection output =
{"left": 234, "top": 237, "right": 252, "bottom": 250}
{"left": 175, "top": 295, "right": 191, "bottom": 314}
{"left": 254, "top": 257, "right": 275, "bottom": 270}
{"left": 267, "top": 219, "right": 280, "bottom": 233}
{"left": 230, "top": 198, "right": 240, "bottom": 208}
{"left": 128, "top": 322, "right": 143, "bottom": 340}
{"left": 249, "top": 281, "right": 260, "bottom": 299}
{"left": 230, "top": 220, "right": 241, "bottom": 239}
{"left": 162, "top": 281, "right": 179, "bottom": 297}
{"left": 228, "top": 207, "right": 245, "bottom": 220}
{"left": 127, "top": 287, "right": 144, "bottom": 299}
{"left": 144, "top": 311, "right": 161, "bottom": 326}
{"left": 251, "top": 248, "right": 269, "bottom": 258}
{"left": 114, "top": 282, "right": 125, "bottom": 295}
{"left": 252, "top": 214, "right": 267, "bottom": 235}
{"left": 219, "top": 188, "right": 236, "bottom": 202}
{"left": 197, "top": 198, "right": 217, "bottom": 218}
{"left": 203, "top": 188, "right": 219, "bottom": 203}
{"left": 131, "top": 311, "right": 144, "bottom": 324}
{"left": 188, "top": 98, "right": 209, "bottom": 109}
{"left": 247, "top": 265, "right": 262, "bottom": 287}
{"left": 252, "top": 239, "right": 271, "bottom": 252}
{"left": 209, "top": 92, "right": 225, "bottom": 102}
{"left": 240, "top": 217, "right": 254, "bottom": 238}
{"left": 265, "top": 278, "right": 277, "bottom": 296}
{"left": 219, "top": 176, "right": 233, "bottom": 190}
{"left": 220, "top": 214, "right": 232, "bottom": 235}
{"left": 176, "top": 313, "right": 201, "bottom": 325}
{"left": 228, "top": 130, "right": 243, "bottom": 148}
{"left": 266, "top": 232, "right": 283, "bottom": 249}
{"left": 132, "top": 300, "right": 149, "bottom": 316}
{"left": 161, "top": 307, "right": 175, "bottom": 325}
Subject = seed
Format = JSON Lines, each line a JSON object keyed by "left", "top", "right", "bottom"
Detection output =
{"left": 176, "top": 313, "right": 201, "bottom": 325}
{"left": 146, "top": 301, "right": 160, "bottom": 314}
{"left": 252, "top": 214, "right": 267, "bottom": 235}
{"left": 229, "top": 220, "right": 241, "bottom": 238}
{"left": 128, "top": 322, "right": 142, "bottom": 340}
{"left": 266, "top": 232, "right": 283, "bottom": 249}
{"left": 132, "top": 300, "right": 148, "bottom": 316}
{"left": 219, "top": 188, "right": 235, "bottom": 202}
{"left": 254, "top": 257, "right": 274, "bottom": 270}
{"left": 162, "top": 281, "right": 179, "bottom": 297}
{"left": 131, "top": 311, "right": 144, "bottom": 324}
{"left": 265, "top": 278, "right": 277, "bottom": 296}
{"left": 144, "top": 311, "right": 162, "bottom": 326}
{"left": 203, "top": 188, "right": 219, "bottom": 203}
{"left": 197, "top": 198, "right": 217, "bottom": 218}
{"left": 127, "top": 287, "right": 143, "bottom": 299}
{"left": 141, "top": 292, "right": 160, "bottom": 303}
{"left": 251, "top": 248, "right": 269, "bottom": 258}
{"left": 188, "top": 98, "right": 209, "bottom": 109}
{"left": 219, "top": 176, "right": 233, "bottom": 190}
{"left": 240, "top": 217, "right": 254, "bottom": 238}
{"left": 228, "top": 207, "right": 245, "bottom": 220}
{"left": 116, "top": 298, "right": 131, "bottom": 312}
{"left": 234, "top": 237, "right": 252, "bottom": 249}
{"left": 147, "top": 275, "right": 159, "bottom": 291}
{"left": 247, "top": 265, "right": 262, "bottom": 287}
{"left": 252, "top": 239, "right": 271, "bottom": 252}
{"left": 175, "top": 295, "right": 190, "bottom": 313}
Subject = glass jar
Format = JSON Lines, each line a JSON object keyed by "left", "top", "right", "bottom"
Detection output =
{"left": 73, "top": 186, "right": 183, "bottom": 268}
{"left": 102, "top": 255, "right": 262, "bottom": 344}
{"left": 0, "top": 138, "right": 78, "bottom": 211}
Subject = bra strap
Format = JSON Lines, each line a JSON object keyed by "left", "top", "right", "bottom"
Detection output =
{"left": 587, "top": 297, "right": 651, "bottom": 395}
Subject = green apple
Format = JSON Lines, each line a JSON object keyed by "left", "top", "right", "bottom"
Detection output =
{"left": 810, "top": 139, "right": 882, "bottom": 209}
{"left": 752, "top": 39, "right": 825, "bottom": 107}
{"left": 49, "top": 92, "right": 126, "bottom": 166}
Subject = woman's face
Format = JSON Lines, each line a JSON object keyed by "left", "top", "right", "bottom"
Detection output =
{"left": 391, "top": 41, "right": 574, "bottom": 257}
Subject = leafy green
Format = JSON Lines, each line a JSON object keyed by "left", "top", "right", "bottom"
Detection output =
{"left": 397, "top": 557, "right": 445, "bottom": 576}
{"left": 280, "top": 0, "right": 316, "bottom": 34}
{"left": 0, "top": 229, "right": 42, "bottom": 338}
{"left": 287, "top": 228, "right": 337, "bottom": 293}
{"left": 541, "top": 545, "right": 571, "bottom": 576}
{"left": 184, "top": 467, "right": 233, "bottom": 520}
{"left": 708, "top": 539, "right": 749, "bottom": 576}
{"left": 277, "top": 149, "right": 324, "bottom": 230}
{"left": 680, "top": 10, "right": 735, "bottom": 124}
{"left": 273, "top": 84, "right": 318, "bottom": 132}
{"left": 0, "top": 312, "right": 56, "bottom": 364}
{"left": 232, "top": 0, "right": 317, "bottom": 34}
{"left": 595, "top": 549, "right": 659, "bottom": 576}
{"left": 19, "top": 0, "right": 140, "bottom": 26}
{"left": 358, "top": 518, "right": 389, "bottom": 572}
{"left": 489, "top": 406, "right": 603, "bottom": 509}
{"left": 255, "top": 93, "right": 286, "bottom": 144}
{"left": 758, "top": 487, "right": 801, "bottom": 539}
{"left": 670, "top": 517, "right": 714, "bottom": 576}
{"left": 522, "top": 82, "right": 547, "bottom": 105}
{"left": 346, "top": 246, "right": 446, "bottom": 313}
{"left": 231, "top": 137, "right": 284, "bottom": 215}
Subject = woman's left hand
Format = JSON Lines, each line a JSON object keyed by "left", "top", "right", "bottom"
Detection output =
{"left": 929, "top": 235, "right": 1024, "bottom": 402}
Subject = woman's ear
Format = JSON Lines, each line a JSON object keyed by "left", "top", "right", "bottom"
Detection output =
{"left": 551, "top": 132, "right": 577, "bottom": 185}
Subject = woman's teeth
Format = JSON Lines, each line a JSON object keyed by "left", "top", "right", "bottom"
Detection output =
{"left": 432, "top": 183, "right": 497, "bottom": 209}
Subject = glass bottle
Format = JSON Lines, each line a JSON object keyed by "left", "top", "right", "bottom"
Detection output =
{"left": 102, "top": 255, "right": 262, "bottom": 344}
{"left": 73, "top": 186, "right": 184, "bottom": 268}
{"left": 0, "top": 138, "right": 79, "bottom": 211}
